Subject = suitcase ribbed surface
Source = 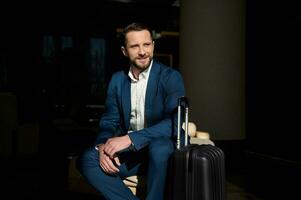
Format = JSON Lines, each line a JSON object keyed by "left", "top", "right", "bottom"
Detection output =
{"left": 169, "top": 144, "right": 226, "bottom": 200}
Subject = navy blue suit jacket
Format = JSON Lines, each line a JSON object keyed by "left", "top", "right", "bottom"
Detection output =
{"left": 95, "top": 60, "right": 186, "bottom": 151}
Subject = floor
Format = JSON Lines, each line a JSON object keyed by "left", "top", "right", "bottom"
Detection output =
{"left": 0, "top": 157, "right": 266, "bottom": 200}
{"left": 226, "top": 174, "right": 264, "bottom": 200}
{"left": 2, "top": 135, "right": 300, "bottom": 200}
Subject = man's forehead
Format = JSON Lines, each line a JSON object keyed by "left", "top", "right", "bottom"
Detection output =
{"left": 126, "top": 30, "right": 152, "bottom": 41}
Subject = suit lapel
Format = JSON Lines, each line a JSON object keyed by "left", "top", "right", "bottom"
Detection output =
{"left": 145, "top": 61, "right": 161, "bottom": 125}
{"left": 121, "top": 73, "right": 131, "bottom": 131}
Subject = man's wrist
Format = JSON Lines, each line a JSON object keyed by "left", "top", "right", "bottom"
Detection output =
{"left": 95, "top": 143, "right": 104, "bottom": 151}
{"left": 129, "top": 142, "right": 135, "bottom": 151}
{"left": 123, "top": 135, "right": 134, "bottom": 150}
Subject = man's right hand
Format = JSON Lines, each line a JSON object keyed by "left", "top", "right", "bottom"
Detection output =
{"left": 98, "top": 144, "right": 121, "bottom": 174}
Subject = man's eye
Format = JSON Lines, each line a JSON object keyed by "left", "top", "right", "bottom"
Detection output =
{"left": 130, "top": 45, "right": 138, "bottom": 49}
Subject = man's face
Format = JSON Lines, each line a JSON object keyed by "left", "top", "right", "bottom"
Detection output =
{"left": 122, "top": 30, "right": 154, "bottom": 71}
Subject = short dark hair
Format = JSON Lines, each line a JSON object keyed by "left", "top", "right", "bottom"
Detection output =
{"left": 121, "top": 22, "right": 153, "bottom": 46}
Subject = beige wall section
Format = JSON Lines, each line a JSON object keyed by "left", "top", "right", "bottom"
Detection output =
{"left": 179, "top": 0, "right": 246, "bottom": 140}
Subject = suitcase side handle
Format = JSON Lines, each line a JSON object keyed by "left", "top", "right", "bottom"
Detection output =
{"left": 177, "top": 96, "right": 189, "bottom": 149}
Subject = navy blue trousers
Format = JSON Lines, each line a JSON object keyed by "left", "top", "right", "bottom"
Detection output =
{"left": 76, "top": 137, "right": 174, "bottom": 200}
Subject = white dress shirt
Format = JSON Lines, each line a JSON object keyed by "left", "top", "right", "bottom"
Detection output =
{"left": 128, "top": 60, "right": 153, "bottom": 132}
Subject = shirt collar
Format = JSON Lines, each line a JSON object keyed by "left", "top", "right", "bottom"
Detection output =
{"left": 128, "top": 59, "right": 153, "bottom": 82}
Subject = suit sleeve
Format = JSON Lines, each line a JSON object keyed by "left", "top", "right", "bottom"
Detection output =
{"left": 128, "top": 70, "right": 185, "bottom": 150}
{"left": 94, "top": 74, "right": 122, "bottom": 146}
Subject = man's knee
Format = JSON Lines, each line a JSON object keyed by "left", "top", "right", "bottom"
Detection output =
{"left": 148, "top": 138, "right": 174, "bottom": 162}
{"left": 75, "top": 147, "right": 98, "bottom": 173}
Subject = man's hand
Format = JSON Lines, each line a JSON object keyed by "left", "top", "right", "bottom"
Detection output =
{"left": 103, "top": 135, "right": 132, "bottom": 158}
{"left": 98, "top": 144, "right": 121, "bottom": 174}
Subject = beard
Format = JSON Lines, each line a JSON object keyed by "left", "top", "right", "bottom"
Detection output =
{"left": 132, "top": 56, "right": 152, "bottom": 71}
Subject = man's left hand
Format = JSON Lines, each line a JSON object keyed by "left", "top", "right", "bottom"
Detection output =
{"left": 103, "top": 135, "right": 132, "bottom": 158}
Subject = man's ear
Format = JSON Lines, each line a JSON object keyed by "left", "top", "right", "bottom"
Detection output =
{"left": 121, "top": 46, "right": 128, "bottom": 57}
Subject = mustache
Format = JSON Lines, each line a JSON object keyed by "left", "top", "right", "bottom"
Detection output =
{"left": 136, "top": 55, "right": 148, "bottom": 59}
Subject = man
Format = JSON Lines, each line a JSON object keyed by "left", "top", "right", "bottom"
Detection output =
{"left": 77, "top": 22, "right": 185, "bottom": 200}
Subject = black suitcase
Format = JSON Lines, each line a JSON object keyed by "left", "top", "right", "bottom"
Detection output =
{"left": 168, "top": 96, "right": 226, "bottom": 200}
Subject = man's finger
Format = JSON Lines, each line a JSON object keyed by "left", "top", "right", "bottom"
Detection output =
{"left": 100, "top": 161, "right": 109, "bottom": 173}
{"left": 114, "top": 156, "right": 121, "bottom": 166}
{"left": 101, "top": 156, "right": 112, "bottom": 173}
{"left": 98, "top": 152, "right": 108, "bottom": 173}
{"left": 100, "top": 164, "right": 107, "bottom": 173}
{"left": 104, "top": 156, "right": 120, "bottom": 173}
{"left": 104, "top": 146, "right": 116, "bottom": 158}
{"left": 100, "top": 153, "right": 113, "bottom": 173}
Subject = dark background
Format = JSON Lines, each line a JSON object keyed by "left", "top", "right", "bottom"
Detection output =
{"left": 0, "top": 0, "right": 300, "bottom": 199}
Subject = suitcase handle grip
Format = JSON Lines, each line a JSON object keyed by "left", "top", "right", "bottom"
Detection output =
{"left": 177, "top": 96, "right": 189, "bottom": 149}
{"left": 178, "top": 96, "right": 189, "bottom": 108}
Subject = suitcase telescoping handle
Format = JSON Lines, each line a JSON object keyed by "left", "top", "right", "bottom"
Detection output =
{"left": 177, "top": 96, "right": 189, "bottom": 149}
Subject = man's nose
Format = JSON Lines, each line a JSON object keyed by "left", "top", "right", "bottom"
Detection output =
{"left": 138, "top": 47, "right": 146, "bottom": 55}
